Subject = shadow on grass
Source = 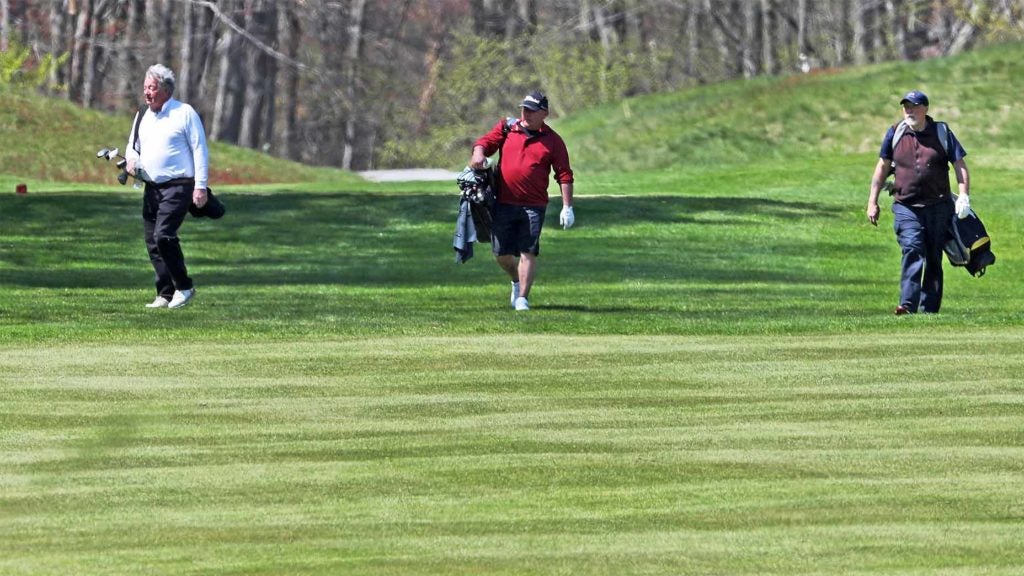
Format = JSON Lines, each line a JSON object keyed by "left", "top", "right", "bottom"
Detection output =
{"left": 1, "top": 190, "right": 883, "bottom": 290}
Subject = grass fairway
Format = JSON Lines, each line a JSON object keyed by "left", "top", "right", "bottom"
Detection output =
{"left": 2, "top": 334, "right": 1023, "bottom": 574}
{"left": 2, "top": 169, "right": 1022, "bottom": 574}
{"left": 3, "top": 45, "right": 1024, "bottom": 574}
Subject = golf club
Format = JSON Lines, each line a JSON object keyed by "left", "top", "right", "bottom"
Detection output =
{"left": 95, "top": 146, "right": 132, "bottom": 185}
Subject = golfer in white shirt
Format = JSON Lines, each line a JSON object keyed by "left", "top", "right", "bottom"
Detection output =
{"left": 125, "top": 64, "right": 209, "bottom": 310}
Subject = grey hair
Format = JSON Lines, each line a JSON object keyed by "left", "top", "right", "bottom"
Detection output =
{"left": 146, "top": 64, "right": 176, "bottom": 94}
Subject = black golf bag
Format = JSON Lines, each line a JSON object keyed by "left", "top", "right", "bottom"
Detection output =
{"left": 944, "top": 209, "right": 995, "bottom": 277}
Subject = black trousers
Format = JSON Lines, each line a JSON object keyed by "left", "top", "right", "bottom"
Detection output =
{"left": 142, "top": 181, "right": 194, "bottom": 298}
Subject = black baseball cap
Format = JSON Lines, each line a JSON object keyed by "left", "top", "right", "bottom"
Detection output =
{"left": 521, "top": 91, "right": 548, "bottom": 111}
{"left": 900, "top": 90, "right": 929, "bottom": 106}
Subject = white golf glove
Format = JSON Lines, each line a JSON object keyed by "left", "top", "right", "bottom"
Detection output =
{"left": 559, "top": 205, "right": 575, "bottom": 229}
{"left": 955, "top": 194, "right": 971, "bottom": 219}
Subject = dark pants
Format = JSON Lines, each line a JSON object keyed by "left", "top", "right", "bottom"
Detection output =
{"left": 491, "top": 203, "right": 546, "bottom": 257}
{"left": 892, "top": 201, "right": 951, "bottom": 313}
{"left": 143, "top": 181, "right": 194, "bottom": 298}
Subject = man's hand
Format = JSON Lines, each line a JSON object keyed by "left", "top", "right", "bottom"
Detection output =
{"left": 193, "top": 188, "right": 208, "bottom": 208}
{"left": 559, "top": 205, "right": 575, "bottom": 229}
{"left": 955, "top": 194, "right": 971, "bottom": 219}
{"left": 866, "top": 203, "right": 880, "bottom": 226}
{"left": 469, "top": 146, "right": 487, "bottom": 170}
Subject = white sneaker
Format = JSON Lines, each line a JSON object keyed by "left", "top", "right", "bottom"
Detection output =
{"left": 510, "top": 281, "right": 520, "bottom": 308}
{"left": 168, "top": 289, "right": 195, "bottom": 309}
{"left": 514, "top": 296, "right": 530, "bottom": 311}
{"left": 145, "top": 296, "right": 170, "bottom": 309}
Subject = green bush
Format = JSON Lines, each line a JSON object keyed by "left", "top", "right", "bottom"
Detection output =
{"left": 0, "top": 39, "right": 66, "bottom": 90}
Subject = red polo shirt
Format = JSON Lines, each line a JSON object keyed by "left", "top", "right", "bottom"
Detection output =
{"left": 475, "top": 119, "right": 574, "bottom": 207}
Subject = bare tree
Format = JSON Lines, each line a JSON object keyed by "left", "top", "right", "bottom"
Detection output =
{"left": 851, "top": 0, "right": 867, "bottom": 64}
{"left": 341, "top": 0, "right": 367, "bottom": 170}
{"left": 178, "top": 0, "right": 194, "bottom": 102}
{"left": 117, "top": 0, "right": 143, "bottom": 109}
{"left": 80, "top": 0, "right": 107, "bottom": 108}
{"left": 276, "top": 3, "right": 301, "bottom": 160}
{"left": 1, "top": 0, "right": 9, "bottom": 52}
{"left": 742, "top": 0, "right": 758, "bottom": 77}
{"left": 238, "top": 0, "right": 277, "bottom": 150}
{"left": 761, "top": 0, "right": 775, "bottom": 74}
{"left": 67, "top": 0, "right": 93, "bottom": 103}
{"left": 48, "top": 0, "right": 67, "bottom": 93}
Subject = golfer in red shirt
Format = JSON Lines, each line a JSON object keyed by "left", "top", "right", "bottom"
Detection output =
{"left": 470, "top": 91, "right": 575, "bottom": 311}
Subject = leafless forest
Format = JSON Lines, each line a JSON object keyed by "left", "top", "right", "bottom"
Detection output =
{"left": 2, "top": 0, "right": 1023, "bottom": 169}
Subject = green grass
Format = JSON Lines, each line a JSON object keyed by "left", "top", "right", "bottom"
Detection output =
{"left": 2, "top": 44, "right": 1024, "bottom": 575}
{"left": 3, "top": 334, "right": 1023, "bottom": 574}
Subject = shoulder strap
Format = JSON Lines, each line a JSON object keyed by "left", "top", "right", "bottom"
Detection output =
{"left": 501, "top": 116, "right": 517, "bottom": 138}
{"left": 890, "top": 121, "right": 907, "bottom": 157}
{"left": 131, "top": 105, "right": 146, "bottom": 153}
{"left": 935, "top": 121, "right": 949, "bottom": 158}
{"left": 891, "top": 120, "right": 950, "bottom": 159}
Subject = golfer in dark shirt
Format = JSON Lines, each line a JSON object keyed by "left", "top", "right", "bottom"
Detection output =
{"left": 866, "top": 90, "right": 970, "bottom": 315}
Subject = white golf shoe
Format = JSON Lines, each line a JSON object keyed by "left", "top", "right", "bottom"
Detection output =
{"left": 514, "top": 296, "right": 530, "bottom": 311}
{"left": 510, "top": 281, "right": 520, "bottom": 308}
{"left": 145, "top": 296, "right": 170, "bottom": 309}
{"left": 168, "top": 289, "right": 195, "bottom": 309}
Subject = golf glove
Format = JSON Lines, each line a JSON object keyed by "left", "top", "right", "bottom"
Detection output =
{"left": 559, "top": 205, "right": 575, "bottom": 229}
{"left": 955, "top": 194, "right": 971, "bottom": 219}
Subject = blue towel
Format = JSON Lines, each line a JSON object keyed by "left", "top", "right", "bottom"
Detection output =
{"left": 453, "top": 198, "right": 478, "bottom": 263}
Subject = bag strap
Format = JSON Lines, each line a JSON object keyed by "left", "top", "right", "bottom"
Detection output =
{"left": 495, "top": 116, "right": 517, "bottom": 171}
{"left": 891, "top": 119, "right": 949, "bottom": 159}
{"left": 130, "top": 105, "right": 146, "bottom": 154}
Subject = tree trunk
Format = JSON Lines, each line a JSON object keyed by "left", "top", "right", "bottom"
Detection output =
{"left": 68, "top": 0, "right": 93, "bottom": 103}
{"left": 341, "top": 0, "right": 367, "bottom": 170}
{"left": 851, "top": 0, "right": 867, "bottom": 65}
{"left": 277, "top": 3, "right": 300, "bottom": 161}
{"left": 192, "top": 4, "right": 217, "bottom": 110}
{"left": 117, "top": 0, "right": 142, "bottom": 109}
{"left": 760, "top": 0, "right": 774, "bottom": 75}
{"left": 238, "top": 0, "right": 273, "bottom": 149}
{"left": 159, "top": 0, "right": 174, "bottom": 65}
{"left": 178, "top": 0, "right": 194, "bottom": 102}
{"left": 885, "top": 0, "right": 906, "bottom": 60}
{"left": 49, "top": 0, "right": 67, "bottom": 94}
{"left": 1, "top": 0, "right": 9, "bottom": 52}
{"left": 684, "top": 0, "right": 699, "bottom": 80}
{"left": 742, "top": 0, "right": 757, "bottom": 77}
{"left": 81, "top": 0, "right": 105, "bottom": 108}
{"left": 211, "top": 17, "right": 240, "bottom": 142}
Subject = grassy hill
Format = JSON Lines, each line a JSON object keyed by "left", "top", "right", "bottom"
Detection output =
{"left": 558, "top": 41, "right": 1024, "bottom": 173}
{"left": 6, "top": 42, "right": 1024, "bottom": 189}
{"left": 2, "top": 44, "right": 1023, "bottom": 575}
{"left": 0, "top": 85, "right": 361, "bottom": 190}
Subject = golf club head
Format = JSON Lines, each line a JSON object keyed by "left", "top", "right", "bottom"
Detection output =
{"left": 116, "top": 158, "right": 127, "bottom": 169}
{"left": 107, "top": 147, "right": 119, "bottom": 161}
{"left": 117, "top": 171, "right": 129, "bottom": 185}
{"left": 96, "top": 147, "right": 110, "bottom": 159}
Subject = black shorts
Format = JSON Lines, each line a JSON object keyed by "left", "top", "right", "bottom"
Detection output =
{"left": 491, "top": 203, "right": 546, "bottom": 257}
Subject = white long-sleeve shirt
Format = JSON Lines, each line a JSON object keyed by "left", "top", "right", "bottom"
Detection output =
{"left": 125, "top": 98, "right": 209, "bottom": 189}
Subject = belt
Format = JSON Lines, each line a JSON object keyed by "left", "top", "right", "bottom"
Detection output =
{"left": 153, "top": 177, "right": 195, "bottom": 188}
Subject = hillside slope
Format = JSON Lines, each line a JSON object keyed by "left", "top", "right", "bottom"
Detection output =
{"left": 5, "top": 43, "right": 1024, "bottom": 185}
{"left": 0, "top": 87, "right": 358, "bottom": 187}
{"left": 557, "top": 42, "right": 1024, "bottom": 174}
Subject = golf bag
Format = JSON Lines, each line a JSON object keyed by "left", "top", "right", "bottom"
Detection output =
{"left": 456, "top": 165, "right": 496, "bottom": 242}
{"left": 944, "top": 207, "right": 995, "bottom": 277}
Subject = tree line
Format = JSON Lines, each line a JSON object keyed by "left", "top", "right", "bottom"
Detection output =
{"left": 2, "top": 0, "right": 1023, "bottom": 170}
